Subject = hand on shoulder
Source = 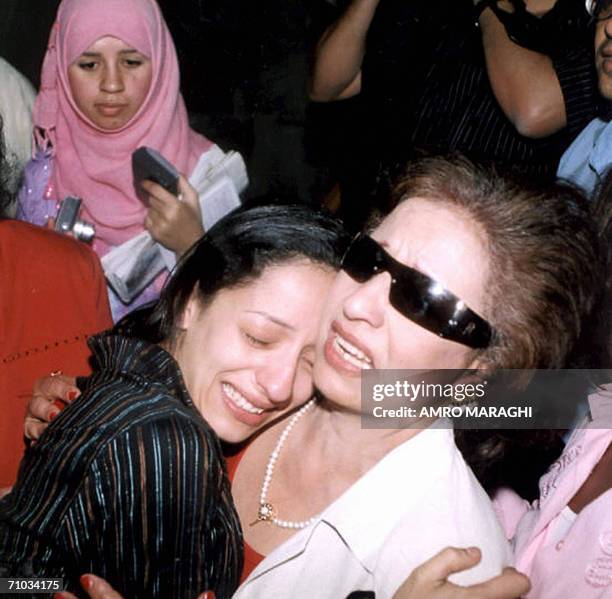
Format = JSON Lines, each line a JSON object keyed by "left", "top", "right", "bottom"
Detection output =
{"left": 393, "top": 547, "right": 530, "bottom": 599}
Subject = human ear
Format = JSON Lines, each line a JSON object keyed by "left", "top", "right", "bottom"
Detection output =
{"left": 178, "top": 290, "right": 202, "bottom": 331}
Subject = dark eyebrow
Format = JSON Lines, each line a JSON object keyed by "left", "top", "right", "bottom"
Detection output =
{"left": 245, "top": 310, "right": 296, "bottom": 331}
{"left": 79, "top": 49, "right": 143, "bottom": 57}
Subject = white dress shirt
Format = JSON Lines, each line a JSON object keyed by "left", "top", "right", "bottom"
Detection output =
{"left": 234, "top": 421, "right": 512, "bottom": 598}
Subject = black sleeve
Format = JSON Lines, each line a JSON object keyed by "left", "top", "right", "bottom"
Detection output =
{"left": 552, "top": 46, "right": 599, "bottom": 139}
{"left": 57, "top": 414, "right": 242, "bottom": 599}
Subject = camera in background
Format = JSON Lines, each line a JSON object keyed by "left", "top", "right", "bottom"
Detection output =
{"left": 54, "top": 196, "right": 95, "bottom": 243}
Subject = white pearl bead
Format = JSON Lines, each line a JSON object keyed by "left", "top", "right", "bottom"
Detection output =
{"left": 257, "top": 399, "right": 318, "bottom": 530}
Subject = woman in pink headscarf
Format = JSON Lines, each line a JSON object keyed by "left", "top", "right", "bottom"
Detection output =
{"left": 17, "top": 0, "right": 216, "bottom": 319}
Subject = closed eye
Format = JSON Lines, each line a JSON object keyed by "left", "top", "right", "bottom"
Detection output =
{"left": 244, "top": 332, "right": 271, "bottom": 348}
{"left": 78, "top": 61, "right": 98, "bottom": 71}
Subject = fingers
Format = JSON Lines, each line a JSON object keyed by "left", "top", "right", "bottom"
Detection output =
{"left": 412, "top": 546, "right": 482, "bottom": 584}
{"left": 177, "top": 175, "right": 200, "bottom": 210}
{"left": 79, "top": 574, "right": 125, "bottom": 599}
{"left": 141, "top": 179, "right": 177, "bottom": 205}
{"left": 58, "top": 578, "right": 209, "bottom": 599}
{"left": 144, "top": 200, "right": 186, "bottom": 248}
{"left": 143, "top": 176, "right": 204, "bottom": 253}
{"left": 25, "top": 375, "right": 79, "bottom": 441}
{"left": 28, "top": 393, "right": 61, "bottom": 422}
{"left": 140, "top": 175, "right": 198, "bottom": 208}
{"left": 144, "top": 207, "right": 162, "bottom": 238}
{"left": 393, "top": 547, "right": 486, "bottom": 599}
{"left": 53, "top": 576, "right": 125, "bottom": 599}
{"left": 32, "top": 374, "right": 79, "bottom": 410}
{"left": 24, "top": 417, "right": 52, "bottom": 442}
{"left": 464, "top": 567, "right": 531, "bottom": 599}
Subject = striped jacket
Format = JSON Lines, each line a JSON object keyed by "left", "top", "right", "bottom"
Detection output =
{"left": 0, "top": 333, "right": 242, "bottom": 598}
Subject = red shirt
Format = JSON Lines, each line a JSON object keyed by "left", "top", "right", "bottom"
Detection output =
{"left": 0, "top": 221, "right": 112, "bottom": 486}
{"left": 226, "top": 445, "right": 266, "bottom": 582}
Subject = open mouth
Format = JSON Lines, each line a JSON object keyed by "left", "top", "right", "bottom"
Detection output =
{"left": 333, "top": 333, "right": 373, "bottom": 370}
{"left": 222, "top": 382, "right": 264, "bottom": 415}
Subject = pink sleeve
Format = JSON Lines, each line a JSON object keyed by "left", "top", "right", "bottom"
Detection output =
{"left": 492, "top": 487, "right": 532, "bottom": 539}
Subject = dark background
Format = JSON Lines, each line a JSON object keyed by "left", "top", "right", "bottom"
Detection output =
{"left": 0, "top": 0, "right": 338, "bottom": 205}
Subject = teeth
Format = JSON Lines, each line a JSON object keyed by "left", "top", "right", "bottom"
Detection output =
{"left": 334, "top": 335, "right": 373, "bottom": 370}
{"left": 336, "top": 334, "right": 372, "bottom": 362}
{"left": 222, "top": 383, "right": 264, "bottom": 414}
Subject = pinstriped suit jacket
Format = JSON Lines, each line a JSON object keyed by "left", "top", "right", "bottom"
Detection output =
{"left": 0, "top": 333, "right": 242, "bottom": 598}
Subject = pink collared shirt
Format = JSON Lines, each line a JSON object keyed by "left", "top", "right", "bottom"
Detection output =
{"left": 494, "top": 387, "right": 612, "bottom": 598}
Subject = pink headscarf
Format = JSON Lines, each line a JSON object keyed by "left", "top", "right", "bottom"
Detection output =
{"left": 34, "top": 0, "right": 212, "bottom": 253}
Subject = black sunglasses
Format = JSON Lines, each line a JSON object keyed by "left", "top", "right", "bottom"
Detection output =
{"left": 341, "top": 234, "right": 494, "bottom": 349}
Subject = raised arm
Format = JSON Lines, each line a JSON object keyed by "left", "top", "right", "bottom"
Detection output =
{"left": 309, "top": 0, "right": 381, "bottom": 102}
{"left": 477, "top": 0, "right": 566, "bottom": 138}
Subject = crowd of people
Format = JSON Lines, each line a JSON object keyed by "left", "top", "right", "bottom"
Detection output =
{"left": 2, "top": 0, "right": 612, "bottom": 597}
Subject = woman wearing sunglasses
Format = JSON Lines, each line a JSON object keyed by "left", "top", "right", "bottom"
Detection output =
{"left": 228, "top": 156, "right": 601, "bottom": 597}
{"left": 25, "top": 157, "right": 599, "bottom": 598}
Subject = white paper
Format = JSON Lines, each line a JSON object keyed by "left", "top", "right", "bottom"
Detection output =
{"left": 103, "top": 145, "right": 247, "bottom": 303}
{"left": 101, "top": 231, "right": 166, "bottom": 304}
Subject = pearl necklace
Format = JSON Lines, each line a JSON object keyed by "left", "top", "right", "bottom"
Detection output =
{"left": 253, "top": 398, "right": 317, "bottom": 529}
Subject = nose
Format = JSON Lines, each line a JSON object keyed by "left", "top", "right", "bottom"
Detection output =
{"left": 100, "top": 63, "right": 124, "bottom": 93}
{"left": 255, "top": 360, "right": 296, "bottom": 406}
{"left": 341, "top": 271, "right": 389, "bottom": 328}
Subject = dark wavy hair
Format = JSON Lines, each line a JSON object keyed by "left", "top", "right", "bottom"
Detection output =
{"left": 120, "top": 204, "right": 349, "bottom": 343}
